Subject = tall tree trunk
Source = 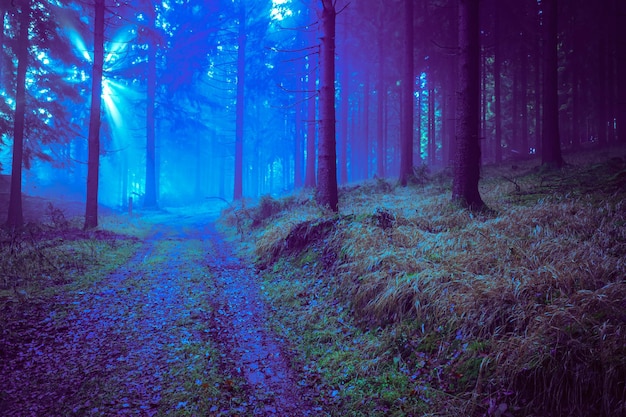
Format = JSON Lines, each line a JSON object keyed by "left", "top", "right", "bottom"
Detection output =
{"left": 316, "top": 0, "right": 338, "bottom": 211}
{"left": 144, "top": 18, "right": 158, "bottom": 208}
{"left": 616, "top": 0, "right": 626, "bottom": 143}
{"left": 534, "top": 11, "right": 542, "bottom": 154}
{"left": 84, "top": 0, "right": 105, "bottom": 229}
{"left": 493, "top": 0, "right": 502, "bottom": 163}
{"left": 376, "top": 26, "right": 385, "bottom": 178}
{"left": 6, "top": 4, "right": 29, "bottom": 228}
{"left": 305, "top": 56, "right": 317, "bottom": 188}
{"left": 363, "top": 71, "right": 370, "bottom": 179}
{"left": 452, "top": 0, "right": 484, "bottom": 210}
{"left": 233, "top": 3, "right": 246, "bottom": 200}
{"left": 294, "top": 77, "right": 303, "bottom": 187}
{"left": 541, "top": 0, "right": 563, "bottom": 168}
{"left": 520, "top": 41, "right": 529, "bottom": 155}
{"left": 428, "top": 88, "right": 435, "bottom": 166}
{"left": 398, "top": 0, "right": 414, "bottom": 186}
{"left": 339, "top": 67, "right": 349, "bottom": 184}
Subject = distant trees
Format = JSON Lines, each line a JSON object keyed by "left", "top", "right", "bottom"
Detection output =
{"left": 3, "top": 0, "right": 626, "bottom": 215}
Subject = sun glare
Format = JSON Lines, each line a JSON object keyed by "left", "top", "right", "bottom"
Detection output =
{"left": 66, "top": 26, "right": 92, "bottom": 62}
{"left": 270, "top": 0, "right": 292, "bottom": 21}
{"left": 102, "top": 78, "right": 124, "bottom": 129}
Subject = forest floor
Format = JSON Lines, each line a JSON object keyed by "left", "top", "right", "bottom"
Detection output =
{"left": 2, "top": 144, "right": 626, "bottom": 417}
{"left": 0, "top": 205, "right": 324, "bottom": 416}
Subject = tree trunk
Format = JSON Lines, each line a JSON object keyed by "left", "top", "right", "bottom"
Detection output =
{"left": 84, "top": 0, "right": 105, "bottom": 229}
{"left": 493, "top": 0, "right": 502, "bottom": 163}
{"left": 398, "top": 0, "right": 414, "bottom": 186}
{"left": 144, "top": 15, "right": 158, "bottom": 208}
{"left": 616, "top": 0, "right": 626, "bottom": 143}
{"left": 294, "top": 77, "right": 303, "bottom": 187}
{"left": 339, "top": 67, "right": 349, "bottom": 184}
{"left": 304, "top": 57, "right": 316, "bottom": 188}
{"left": 376, "top": 26, "right": 385, "bottom": 177}
{"left": 316, "top": 0, "right": 338, "bottom": 212}
{"left": 6, "top": 4, "right": 29, "bottom": 229}
{"left": 540, "top": 0, "right": 563, "bottom": 168}
{"left": 452, "top": 0, "right": 484, "bottom": 210}
{"left": 233, "top": 3, "right": 246, "bottom": 200}
{"left": 363, "top": 71, "right": 370, "bottom": 179}
{"left": 428, "top": 88, "right": 435, "bottom": 166}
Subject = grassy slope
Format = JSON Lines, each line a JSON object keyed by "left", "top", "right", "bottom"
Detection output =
{"left": 219, "top": 146, "right": 626, "bottom": 417}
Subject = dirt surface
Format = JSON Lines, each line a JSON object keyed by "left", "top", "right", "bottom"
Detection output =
{"left": 0, "top": 209, "right": 322, "bottom": 416}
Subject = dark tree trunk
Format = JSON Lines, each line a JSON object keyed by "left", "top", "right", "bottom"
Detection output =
{"left": 534, "top": 0, "right": 542, "bottom": 154}
{"left": 376, "top": 26, "right": 385, "bottom": 177}
{"left": 84, "top": 0, "right": 105, "bottom": 229}
{"left": 144, "top": 16, "right": 158, "bottom": 208}
{"left": 233, "top": 3, "right": 246, "bottom": 200}
{"left": 520, "top": 42, "right": 529, "bottom": 155}
{"left": 616, "top": 0, "right": 626, "bottom": 143}
{"left": 363, "top": 71, "right": 370, "bottom": 179}
{"left": 6, "top": 4, "right": 29, "bottom": 229}
{"left": 452, "top": 0, "right": 484, "bottom": 210}
{"left": 493, "top": 0, "right": 502, "bottom": 163}
{"left": 294, "top": 77, "right": 304, "bottom": 187}
{"left": 305, "top": 57, "right": 317, "bottom": 188}
{"left": 316, "top": 0, "right": 338, "bottom": 212}
{"left": 428, "top": 88, "right": 435, "bottom": 166}
{"left": 339, "top": 67, "right": 349, "bottom": 184}
{"left": 398, "top": 0, "right": 414, "bottom": 186}
{"left": 541, "top": 0, "right": 563, "bottom": 168}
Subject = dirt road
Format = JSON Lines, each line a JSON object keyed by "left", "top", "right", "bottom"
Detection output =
{"left": 0, "top": 211, "right": 321, "bottom": 416}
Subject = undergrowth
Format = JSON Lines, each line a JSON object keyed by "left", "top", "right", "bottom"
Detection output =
{"left": 0, "top": 211, "right": 139, "bottom": 299}
{"left": 219, "top": 146, "right": 626, "bottom": 417}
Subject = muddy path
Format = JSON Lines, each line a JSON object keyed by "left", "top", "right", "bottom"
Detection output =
{"left": 0, "top": 212, "right": 322, "bottom": 416}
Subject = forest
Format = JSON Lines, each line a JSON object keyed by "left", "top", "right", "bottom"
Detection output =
{"left": 1, "top": 0, "right": 625, "bottom": 416}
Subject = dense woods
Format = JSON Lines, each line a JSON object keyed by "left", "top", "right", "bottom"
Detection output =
{"left": 1, "top": 1, "right": 626, "bottom": 415}
{"left": 0, "top": 0, "right": 624, "bottom": 223}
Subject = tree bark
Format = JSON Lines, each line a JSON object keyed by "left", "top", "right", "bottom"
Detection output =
{"left": 304, "top": 56, "right": 317, "bottom": 188}
{"left": 376, "top": 25, "right": 385, "bottom": 178}
{"left": 452, "top": 0, "right": 484, "bottom": 210}
{"left": 6, "top": 4, "right": 29, "bottom": 229}
{"left": 493, "top": 0, "right": 502, "bottom": 163}
{"left": 233, "top": 3, "right": 246, "bottom": 200}
{"left": 540, "top": 0, "right": 563, "bottom": 168}
{"left": 84, "top": 0, "right": 105, "bottom": 229}
{"left": 316, "top": 0, "right": 338, "bottom": 212}
{"left": 339, "top": 66, "right": 348, "bottom": 184}
{"left": 398, "top": 0, "right": 414, "bottom": 186}
{"left": 144, "top": 11, "right": 158, "bottom": 208}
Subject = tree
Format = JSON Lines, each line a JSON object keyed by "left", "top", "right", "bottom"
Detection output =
{"left": 540, "top": 0, "right": 563, "bottom": 168}
{"left": 316, "top": 0, "right": 338, "bottom": 211}
{"left": 6, "top": 3, "right": 29, "bottom": 228}
{"left": 398, "top": 0, "right": 414, "bottom": 186}
{"left": 452, "top": 0, "right": 484, "bottom": 210}
{"left": 143, "top": 3, "right": 158, "bottom": 209}
{"left": 233, "top": 1, "right": 246, "bottom": 200}
{"left": 84, "top": 0, "right": 105, "bottom": 229}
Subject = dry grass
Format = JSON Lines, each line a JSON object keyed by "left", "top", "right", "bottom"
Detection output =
{"left": 219, "top": 145, "right": 626, "bottom": 416}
